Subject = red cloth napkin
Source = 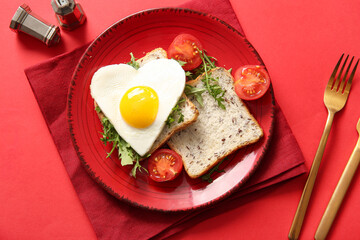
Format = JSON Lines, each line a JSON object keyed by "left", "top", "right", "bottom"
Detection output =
{"left": 24, "top": 0, "right": 306, "bottom": 239}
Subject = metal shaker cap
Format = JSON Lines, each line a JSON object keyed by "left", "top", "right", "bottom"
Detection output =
{"left": 51, "top": 0, "right": 75, "bottom": 15}
{"left": 10, "top": 4, "right": 61, "bottom": 46}
{"left": 51, "top": 0, "right": 86, "bottom": 31}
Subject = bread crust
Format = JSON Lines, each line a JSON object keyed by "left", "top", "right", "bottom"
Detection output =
{"left": 94, "top": 96, "right": 199, "bottom": 158}
{"left": 93, "top": 48, "right": 199, "bottom": 158}
{"left": 167, "top": 67, "right": 263, "bottom": 178}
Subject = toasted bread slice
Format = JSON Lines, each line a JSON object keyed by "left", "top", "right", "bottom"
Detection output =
{"left": 137, "top": 48, "right": 168, "bottom": 67}
{"left": 167, "top": 67, "right": 263, "bottom": 178}
{"left": 94, "top": 48, "right": 199, "bottom": 157}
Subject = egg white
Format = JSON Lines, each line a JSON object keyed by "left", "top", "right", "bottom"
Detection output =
{"left": 90, "top": 59, "right": 186, "bottom": 156}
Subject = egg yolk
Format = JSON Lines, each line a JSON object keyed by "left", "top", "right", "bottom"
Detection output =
{"left": 120, "top": 86, "right": 159, "bottom": 128}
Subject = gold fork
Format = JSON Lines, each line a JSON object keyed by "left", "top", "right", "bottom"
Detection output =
{"left": 315, "top": 117, "right": 360, "bottom": 240}
{"left": 288, "top": 54, "right": 359, "bottom": 240}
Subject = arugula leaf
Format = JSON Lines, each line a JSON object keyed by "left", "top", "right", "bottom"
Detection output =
{"left": 166, "top": 98, "right": 185, "bottom": 127}
{"left": 201, "top": 157, "right": 227, "bottom": 183}
{"left": 184, "top": 49, "right": 226, "bottom": 109}
{"left": 201, "top": 73, "right": 226, "bottom": 110}
{"left": 95, "top": 105, "right": 101, "bottom": 113}
{"left": 99, "top": 115, "right": 145, "bottom": 177}
{"left": 173, "top": 59, "right": 193, "bottom": 77}
{"left": 126, "top": 52, "right": 140, "bottom": 70}
{"left": 132, "top": 159, "right": 148, "bottom": 177}
{"left": 198, "top": 49, "right": 226, "bottom": 109}
{"left": 184, "top": 85, "right": 206, "bottom": 107}
{"left": 185, "top": 71, "right": 193, "bottom": 77}
{"left": 186, "top": 50, "right": 217, "bottom": 81}
{"left": 175, "top": 59, "right": 187, "bottom": 67}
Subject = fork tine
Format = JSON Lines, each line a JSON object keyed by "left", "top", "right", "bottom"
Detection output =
{"left": 333, "top": 55, "right": 349, "bottom": 90}
{"left": 327, "top": 54, "right": 344, "bottom": 89}
{"left": 344, "top": 58, "right": 359, "bottom": 94}
{"left": 338, "top": 56, "right": 354, "bottom": 91}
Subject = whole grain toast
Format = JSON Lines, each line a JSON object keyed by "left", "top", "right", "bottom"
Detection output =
{"left": 167, "top": 67, "right": 263, "bottom": 178}
{"left": 94, "top": 48, "right": 199, "bottom": 157}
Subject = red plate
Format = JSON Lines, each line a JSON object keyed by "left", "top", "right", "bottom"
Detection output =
{"left": 67, "top": 8, "right": 275, "bottom": 211}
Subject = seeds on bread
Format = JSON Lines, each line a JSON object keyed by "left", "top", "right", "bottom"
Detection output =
{"left": 167, "top": 67, "right": 263, "bottom": 178}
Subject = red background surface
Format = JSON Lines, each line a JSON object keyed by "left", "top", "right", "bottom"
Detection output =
{"left": 1, "top": 0, "right": 360, "bottom": 239}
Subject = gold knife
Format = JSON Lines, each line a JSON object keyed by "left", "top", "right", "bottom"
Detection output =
{"left": 315, "top": 118, "right": 360, "bottom": 240}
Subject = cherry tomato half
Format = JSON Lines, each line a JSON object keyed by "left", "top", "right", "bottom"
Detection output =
{"left": 233, "top": 65, "right": 270, "bottom": 100}
{"left": 148, "top": 149, "right": 183, "bottom": 182}
{"left": 168, "top": 34, "right": 203, "bottom": 71}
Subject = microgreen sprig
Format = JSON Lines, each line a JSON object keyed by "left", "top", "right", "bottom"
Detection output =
{"left": 184, "top": 85, "right": 206, "bottom": 107}
{"left": 185, "top": 49, "right": 226, "bottom": 109}
{"left": 127, "top": 52, "right": 140, "bottom": 70}
{"left": 201, "top": 157, "right": 227, "bottom": 183}
{"left": 166, "top": 98, "right": 185, "bottom": 127}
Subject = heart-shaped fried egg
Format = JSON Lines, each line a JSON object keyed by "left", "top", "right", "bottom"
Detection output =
{"left": 90, "top": 59, "right": 186, "bottom": 156}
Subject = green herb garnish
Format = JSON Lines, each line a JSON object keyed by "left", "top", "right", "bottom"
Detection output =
{"left": 201, "top": 157, "right": 227, "bottom": 183}
{"left": 187, "top": 50, "right": 217, "bottom": 81}
{"left": 175, "top": 59, "right": 187, "bottom": 67}
{"left": 99, "top": 115, "right": 147, "bottom": 177}
{"left": 184, "top": 84, "right": 206, "bottom": 107}
{"left": 184, "top": 49, "right": 226, "bottom": 109}
{"left": 201, "top": 72, "right": 226, "bottom": 109}
{"left": 166, "top": 98, "right": 185, "bottom": 127}
{"left": 127, "top": 52, "right": 140, "bottom": 70}
{"left": 174, "top": 59, "right": 193, "bottom": 77}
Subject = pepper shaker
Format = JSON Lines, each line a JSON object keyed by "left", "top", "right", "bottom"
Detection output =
{"left": 51, "top": 0, "right": 86, "bottom": 31}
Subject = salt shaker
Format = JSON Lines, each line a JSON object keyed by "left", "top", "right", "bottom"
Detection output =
{"left": 10, "top": 4, "right": 61, "bottom": 46}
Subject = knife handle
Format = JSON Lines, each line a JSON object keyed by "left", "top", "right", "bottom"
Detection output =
{"left": 315, "top": 138, "right": 360, "bottom": 240}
